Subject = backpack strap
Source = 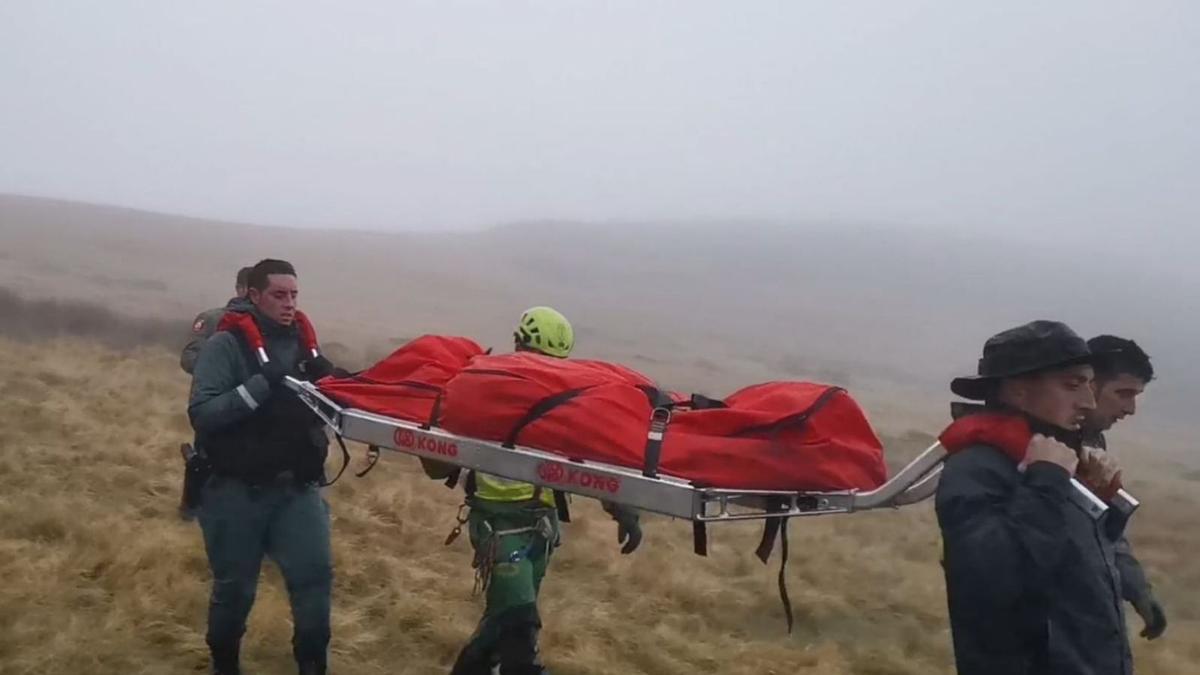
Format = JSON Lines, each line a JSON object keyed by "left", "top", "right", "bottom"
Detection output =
{"left": 424, "top": 391, "right": 443, "bottom": 430}
{"left": 636, "top": 386, "right": 681, "bottom": 479}
{"left": 754, "top": 498, "right": 795, "bottom": 633}
{"left": 687, "top": 393, "right": 727, "bottom": 410}
{"left": 693, "top": 521, "right": 708, "bottom": 556}
{"left": 732, "top": 386, "right": 844, "bottom": 438}
{"left": 553, "top": 490, "right": 571, "bottom": 523}
{"left": 321, "top": 434, "right": 351, "bottom": 486}
{"left": 502, "top": 388, "right": 590, "bottom": 448}
{"left": 643, "top": 407, "right": 671, "bottom": 478}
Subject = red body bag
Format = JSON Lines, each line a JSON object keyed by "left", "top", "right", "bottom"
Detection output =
{"left": 317, "top": 335, "right": 486, "bottom": 425}
{"left": 440, "top": 352, "right": 660, "bottom": 469}
{"left": 661, "top": 382, "right": 886, "bottom": 491}
{"left": 439, "top": 352, "right": 887, "bottom": 491}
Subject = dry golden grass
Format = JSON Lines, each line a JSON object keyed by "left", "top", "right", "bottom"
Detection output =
{"left": 0, "top": 337, "right": 1196, "bottom": 674}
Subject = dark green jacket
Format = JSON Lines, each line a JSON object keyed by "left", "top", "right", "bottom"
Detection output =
{"left": 188, "top": 308, "right": 328, "bottom": 483}
{"left": 180, "top": 297, "right": 251, "bottom": 374}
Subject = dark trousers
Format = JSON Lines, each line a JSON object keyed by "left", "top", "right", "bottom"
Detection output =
{"left": 198, "top": 474, "right": 332, "bottom": 670}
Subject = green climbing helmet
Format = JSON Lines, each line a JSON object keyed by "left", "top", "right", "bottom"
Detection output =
{"left": 514, "top": 306, "right": 574, "bottom": 358}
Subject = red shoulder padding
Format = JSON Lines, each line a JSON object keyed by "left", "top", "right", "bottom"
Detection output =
{"left": 939, "top": 413, "right": 1032, "bottom": 464}
{"left": 216, "top": 309, "right": 319, "bottom": 364}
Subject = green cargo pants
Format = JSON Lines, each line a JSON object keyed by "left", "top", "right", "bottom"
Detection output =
{"left": 450, "top": 498, "right": 560, "bottom": 675}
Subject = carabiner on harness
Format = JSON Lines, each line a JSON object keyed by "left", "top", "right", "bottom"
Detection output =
{"left": 444, "top": 501, "right": 471, "bottom": 546}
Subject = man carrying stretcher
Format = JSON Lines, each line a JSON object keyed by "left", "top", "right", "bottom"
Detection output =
{"left": 1080, "top": 335, "right": 1166, "bottom": 642}
{"left": 936, "top": 320, "right": 1134, "bottom": 675}
{"left": 423, "top": 306, "right": 643, "bottom": 675}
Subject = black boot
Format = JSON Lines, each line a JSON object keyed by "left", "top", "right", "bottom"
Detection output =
{"left": 496, "top": 622, "right": 549, "bottom": 675}
{"left": 449, "top": 645, "right": 495, "bottom": 675}
{"left": 209, "top": 641, "right": 241, "bottom": 675}
{"left": 500, "top": 666, "right": 549, "bottom": 675}
{"left": 298, "top": 659, "right": 327, "bottom": 675}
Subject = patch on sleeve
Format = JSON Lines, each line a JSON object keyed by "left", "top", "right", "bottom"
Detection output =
{"left": 192, "top": 318, "right": 206, "bottom": 333}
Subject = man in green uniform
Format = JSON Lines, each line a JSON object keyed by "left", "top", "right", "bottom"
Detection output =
{"left": 181, "top": 266, "right": 255, "bottom": 374}
{"left": 189, "top": 259, "right": 338, "bottom": 675}
{"left": 433, "top": 306, "right": 643, "bottom": 675}
{"left": 178, "top": 266, "right": 254, "bottom": 520}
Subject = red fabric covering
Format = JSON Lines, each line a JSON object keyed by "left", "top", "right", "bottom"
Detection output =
{"left": 440, "top": 352, "right": 659, "bottom": 469}
{"left": 317, "top": 335, "right": 486, "bottom": 425}
{"left": 438, "top": 352, "right": 887, "bottom": 491}
{"left": 661, "top": 382, "right": 887, "bottom": 491}
{"left": 316, "top": 338, "right": 890, "bottom": 491}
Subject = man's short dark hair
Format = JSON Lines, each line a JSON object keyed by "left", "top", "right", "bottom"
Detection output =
{"left": 1089, "top": 335, "right": 1154, "bottom": 383}
{"left": 235, "top": 266, "right": 254, "bottom": 289}
{"left": 247, "top": 259, "right": 297, "bottom": 291}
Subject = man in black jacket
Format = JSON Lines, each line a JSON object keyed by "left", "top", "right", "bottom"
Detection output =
{"left": 178, "top": 265, "right": 253, "bottom": 521}
{"left": 937, "top": 320, "right": 1132, "bottom": 675}
{"left": 1081, "top": 335, "right": 1166, "bottom": 641}
{"left": 181, "top": 266, "right": 255, "bottom": 375}
{"left": 189, "top": 258, "right": 338, "bottom": 675}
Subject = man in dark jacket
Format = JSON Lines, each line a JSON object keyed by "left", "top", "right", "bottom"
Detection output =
{"left": 189, "top": 258, "right": 339, "bottom": 675}
{"left": 181, "top": 266, "right": 254, "bottom": 374}
{"left": 1081, "top": 335, "right": 1166, "bottom": 641}
{"left": 178, "top": 266, "right": 253, "bottom": 521}
{"left": 936, "top": 320, "right": 1132, "bottom": 675}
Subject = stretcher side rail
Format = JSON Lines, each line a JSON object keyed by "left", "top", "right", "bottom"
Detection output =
{"left": 286, "top": 377, "right": 956, "bottom": 522}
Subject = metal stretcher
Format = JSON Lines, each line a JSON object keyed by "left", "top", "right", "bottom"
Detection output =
{"left": 286, "top": 377, "right": 1136, "bottom": 523}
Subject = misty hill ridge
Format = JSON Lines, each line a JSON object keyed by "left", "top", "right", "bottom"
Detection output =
{"left": 2, "top": 192, "right": 1193, "bottom": 436}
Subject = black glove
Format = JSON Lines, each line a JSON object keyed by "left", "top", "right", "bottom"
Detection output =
{"left": 1134, "top": 596, "right": 1167, "bottom": 640}
{"left": 298, "top": 353, "right": 338, "bottom": 379}
{"left": 259, "top": 358, "right": 290, "bottom": 385}
{"left": 603, "top": 502, "right": 642, "bottom": 555}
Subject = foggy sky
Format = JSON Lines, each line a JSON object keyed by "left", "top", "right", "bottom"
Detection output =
{"left": 2, "top": 1, "right": 1197, "bottom": 252}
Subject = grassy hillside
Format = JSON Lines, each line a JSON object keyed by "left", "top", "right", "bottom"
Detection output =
{"left": 0, "top": 337, "right": 1194, "bottom": 674}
